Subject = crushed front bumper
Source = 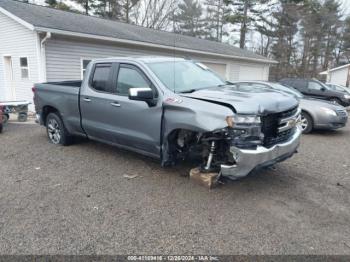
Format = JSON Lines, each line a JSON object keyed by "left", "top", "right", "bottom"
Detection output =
{"left": 221, "top": 127, "right": 302, "bottom": 180}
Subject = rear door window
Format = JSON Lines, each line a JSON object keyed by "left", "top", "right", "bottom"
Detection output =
{"left": 292, "top": 80, "right": 306, "bottom": 90}
{"left": 90, "top": 63, "right": 113, "bottom": 93}
{"left": 308, "top": 81, "right": 323, "bottom": 90}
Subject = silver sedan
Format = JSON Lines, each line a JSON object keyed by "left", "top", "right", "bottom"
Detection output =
{"left": 233, "top": 81, "right": 348, "bottom": 134}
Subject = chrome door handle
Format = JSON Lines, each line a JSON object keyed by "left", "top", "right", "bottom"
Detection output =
{"left": 110, "top": 102, "right": 120, "bottom": 107}
{"left": 83, "top": 98, "right": 91, "bottom": 102}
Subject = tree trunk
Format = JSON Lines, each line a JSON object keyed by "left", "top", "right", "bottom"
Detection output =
{"left": 85, "top": 0, "right": 88, "bottom": 15}
{"left": 216, "top": 0, "right": 221, "bottom": 41}
{"left": 240, "top": 1, "right": 249, "bottom": 49}
{"left": 125, "top": 0, "right": 129, "bottom": 23}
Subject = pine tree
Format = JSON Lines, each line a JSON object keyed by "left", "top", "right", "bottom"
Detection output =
{"left": 320, "top": 0, "right": 342, "bottom": 70}
{"left": 45, "top": 0, "right": 73, "bottom": 11}
{"left": 204, "top": 0, "right": 228, "bottom": 41}
{"left": 73, "top": 0, "right": 92, "bottom": 15}
{"left": 92, "top": 0, "right": 139, "bottom": 22}
{"left": 174, "top": 0, "right": 206, "bottom": 38}
{"left": 342, "top": 17, "right": 350, "bottom": 63}
{"left": 225, "top": 0, "right": 271, "bottom": 49}
{"left": 270, "top": 1, "right": 300, "bottom": 79}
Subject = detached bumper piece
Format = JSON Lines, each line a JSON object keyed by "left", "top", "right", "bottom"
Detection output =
{"left": 221, "top": 127, "right": 302, "bottom": 180}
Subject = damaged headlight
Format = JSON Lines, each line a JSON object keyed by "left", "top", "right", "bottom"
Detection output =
{"left": 226, "top": 115, "right": 261, "bottom": 127}
{"left": 226, "top": 114, "right": 263, "bottom": 149}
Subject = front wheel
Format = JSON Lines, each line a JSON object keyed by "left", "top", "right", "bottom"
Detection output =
{"left": 300, "top": 112, "right": 313, "bottom": 134}
{"left": 46, "top": 113, "right": 72, "bottom": 145}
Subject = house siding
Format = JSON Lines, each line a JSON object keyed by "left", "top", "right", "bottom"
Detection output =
{"left": 45, "top": 36, "right": 270, "bottom": 82}
{"left": 0, "top": 56, "right": 4, "bottom": 99}
{"left": 329, "top": 67, "right": 349, "bottom": 86}
{"left": 0, "top": 12, "right": 39, "bottom": 105}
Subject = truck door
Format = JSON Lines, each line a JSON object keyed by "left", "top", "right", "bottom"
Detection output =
{"left": 107, "top": 63, "right": 162, "bottom": 157}
{"left": 80, "top": 62, "right": 162, "bottom": 157}
{"left": 80, "top": 62, "right": 121, "bottom": 143}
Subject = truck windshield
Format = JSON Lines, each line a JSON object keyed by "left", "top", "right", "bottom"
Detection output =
{"left": 147, "top": 60, "right": 225, "bottom": 93}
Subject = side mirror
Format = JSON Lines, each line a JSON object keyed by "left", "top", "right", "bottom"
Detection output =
{"left": 128, "top": 87, "right": 156, "bottom": 106}
{"left": 321, "top": 87, "right": 326, "bottom": 91}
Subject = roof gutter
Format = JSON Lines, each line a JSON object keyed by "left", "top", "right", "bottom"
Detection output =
{"left": 40, "top": 32, "right": 51, "bottom": 48}
{"left": 34, "top": 27, "right": 277, "bottom": 64}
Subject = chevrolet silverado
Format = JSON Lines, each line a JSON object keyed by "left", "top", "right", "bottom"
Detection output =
{"left": 34, "top": 57, "right": 302, "bottom": 180}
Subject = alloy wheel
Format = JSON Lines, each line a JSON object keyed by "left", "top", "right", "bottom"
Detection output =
{"left": 47, "top": 118, "right": 61, "bottom": 144}
{"left": 300, "top": 115, "right": 308, "bottom": 131}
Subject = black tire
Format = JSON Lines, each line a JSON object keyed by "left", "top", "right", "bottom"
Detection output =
{"left": 46, "top": 112, "right": 72, "bottom": 146}
{"left": 18, "top": 113, "right": 28, "bottom": 122}
{"left": 301, "top": 111, "right": 313, "bottom": 134}
{"left": 330, "top": 97, "right": 342, "bottom": 105}
{"left": 2, "top": 114, "right": 9, "bottom": 124}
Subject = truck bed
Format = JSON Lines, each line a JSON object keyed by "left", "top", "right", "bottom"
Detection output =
{"left": 34, "top": 81, "right": 83, "bottom": 136}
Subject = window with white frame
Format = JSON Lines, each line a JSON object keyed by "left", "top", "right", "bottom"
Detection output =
{"left": 82, "top": 59, "right": 92, "bottom": 79}
{"left": 20, "top": 57, "right": 29, "bottom": 79}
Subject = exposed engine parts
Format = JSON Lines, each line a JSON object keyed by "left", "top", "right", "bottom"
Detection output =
{"left": 162, "top": 106, "right": 301, "bottom": 185}
{"left": 204, "top": 141, "right": 216, "bottom": 171}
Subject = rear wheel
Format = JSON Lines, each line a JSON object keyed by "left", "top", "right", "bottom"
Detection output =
{"left": 301, "top": 112, "right": 313, "bottom": 134}
{"left": 2, "top": 114, "right": 9, "bottom": 124}
{"left": 46, "top": 112, "right": 72, "bottom": 145}
{"left": 18, "top": 112, "right": 28, "bottom": 122}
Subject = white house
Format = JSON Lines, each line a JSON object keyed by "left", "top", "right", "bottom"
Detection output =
{"left": 0, "top": 0, "right": 275, "bottom": 110}
{"left": 320, "top": 64, "right": 350, "bottom": 87}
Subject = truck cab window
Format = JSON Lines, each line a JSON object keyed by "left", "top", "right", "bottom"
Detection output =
{"left": 91, "top": 63, "right": 112, "bottom": 92}
{"left": 116, "top": 66, "right": 150, "bottom": 96}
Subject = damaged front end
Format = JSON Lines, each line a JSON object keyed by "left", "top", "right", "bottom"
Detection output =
{"left": 163, "top": 106, "right": 302, "bottom": 181}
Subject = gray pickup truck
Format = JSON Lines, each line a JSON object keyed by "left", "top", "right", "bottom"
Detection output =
{"left": 34, "top": 57, "right": 302, "bottom": 180}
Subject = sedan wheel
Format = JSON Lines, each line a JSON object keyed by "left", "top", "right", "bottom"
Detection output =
{"left": 47, "top": 118, "right": 61, "bottom": 144}
{"left": 300, "top": 112, "right": 313, "bottom": 134}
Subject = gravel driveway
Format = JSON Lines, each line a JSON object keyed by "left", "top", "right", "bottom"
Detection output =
{"left": 0, "top": 119, "right": 349, "bottom": 255}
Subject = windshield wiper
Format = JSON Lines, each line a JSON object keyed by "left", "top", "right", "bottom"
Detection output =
{"left": 179, "top": 89, "right": 197, "bottom": 93}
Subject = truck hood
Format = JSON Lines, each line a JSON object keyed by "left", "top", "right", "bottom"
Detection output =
{"left": 180, "top": 86, "right": 299, "bottom": 115}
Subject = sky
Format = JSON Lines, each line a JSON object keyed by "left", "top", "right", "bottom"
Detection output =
{"left": 340, "top": 0, "right": 350, "bottom": 15}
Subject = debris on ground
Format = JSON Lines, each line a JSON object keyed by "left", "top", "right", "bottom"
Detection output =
{"left": 123, "top": 174, "right": 139, "bottom": 179}
{"left": 35, "top": 167, "right": 41, "bottom": 170}
{"left": 189, "top": 167, "right": 219, "bottom": 189}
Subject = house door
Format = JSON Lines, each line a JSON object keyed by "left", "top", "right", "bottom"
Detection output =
{"left": 3, "top": 56, "right": 15, "bottom": 100}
